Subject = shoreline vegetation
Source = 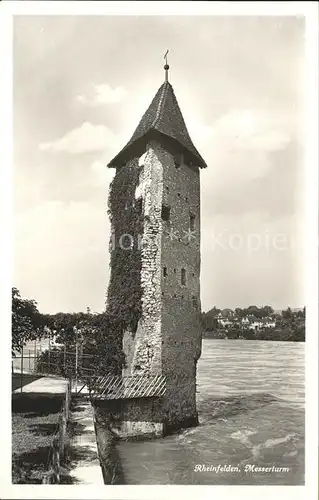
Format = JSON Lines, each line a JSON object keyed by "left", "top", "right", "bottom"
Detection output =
{"left": 202, "top": 306, "right": 305, "bottom": 342}
{"left": 12, "top": 289, "right": 305, "bottom": 363}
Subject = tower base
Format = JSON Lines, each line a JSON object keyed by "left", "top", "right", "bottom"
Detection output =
{"left": 93, "top": 398, "right": 199, "bottom": 440}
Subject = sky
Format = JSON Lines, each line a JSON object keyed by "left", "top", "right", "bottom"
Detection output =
{"left": 13, "top": 15, "right": 305, "bottom": 314}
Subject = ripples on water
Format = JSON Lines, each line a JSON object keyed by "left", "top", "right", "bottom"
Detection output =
{"left": 117, "top": 339, "right": 305, "bottom": 485}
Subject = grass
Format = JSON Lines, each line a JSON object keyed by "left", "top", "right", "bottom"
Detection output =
{"left": 12, "top": 393, "right": 105, "bottom": 484}
{"left": 12, "top": 395, "right": 103, "bottom": 485}
{"left": 12, "top": 393, "right": 64, "bottom": 484}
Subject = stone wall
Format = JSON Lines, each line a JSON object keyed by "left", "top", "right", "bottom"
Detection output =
{"left": 115, "top": 136, "right": 203, "bottom": 436}
{"left": 94, "top": 397, "right": 163, "bottom": 440}
{"left": 93, "top": 404, "right": 125, "bottom": 484}
{"left": 157, "top": 138, "right": 203, "bottom": 429}
{"left": 123, "top": 143, "right": 163, "bottom": 377}
{"left": 43, "top": 381, "right": 71, "bottom": 484}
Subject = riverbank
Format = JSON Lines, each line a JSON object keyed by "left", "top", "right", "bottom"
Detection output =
{"left": 203, "top": 331, "right": 305, "bottom": 341}
{"left": 93, "top": 403, "right": 125, "bottom": 484}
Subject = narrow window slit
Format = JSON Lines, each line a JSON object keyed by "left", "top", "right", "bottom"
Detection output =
{"left": 181, "top": 268, "right": 186, "bottom": 286}
{"left": 161, "top": 205, "right": 170, "bottom": 222}
{"left": 190, "top": 213, "right": 196, "bottom": 231}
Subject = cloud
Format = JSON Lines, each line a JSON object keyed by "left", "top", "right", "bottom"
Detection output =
{"left": 187, "top": 121, "right": 215, "bottom": 144}
{"left": 190, "top": 109, "right": 292, "bottom": 190}
{"left": 39, "top": 122, "right": 120, "bottom": 154}
{"left": 212, "top": 110, "right": 291, "bottom": 152}
{"left": 15, "top": 200, "right": 109, "bottom": 251}
{"left": 90, "top": 160, "right": 115, "bottom": 186}
{"left": 195, "top": 109, "right": 291, "bottom": 152}
{"left": 247, "top": 129, "right": 291, "bottom": 151}
{"left": 194, "top": 109, "right": 299, "bottom": 217}
{"left": 76, "top": 83, "right": 127, "bottom": 106}
{"left": 200, "top": 135, "right": 301, "bottom": 218}
{"left": 14, "top": 200, "right": 111, "bottom": 313}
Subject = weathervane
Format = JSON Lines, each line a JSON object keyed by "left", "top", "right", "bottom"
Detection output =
{"left": 164, "top": 49, "right": 169, "bottom": 82}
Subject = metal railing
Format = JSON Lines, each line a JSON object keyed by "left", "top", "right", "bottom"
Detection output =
{"left": 12, "top": 344, "right": 168, "bottom": 400}
{"left": 12, "top": 344, "right": 96, "bottom": 394}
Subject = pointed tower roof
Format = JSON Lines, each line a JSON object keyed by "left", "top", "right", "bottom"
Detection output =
{"left": 107, "top": 79, "right": 207, "bottom": 169}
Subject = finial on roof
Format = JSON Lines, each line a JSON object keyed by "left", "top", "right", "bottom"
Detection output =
{"left": 164, "top": 49, "right": 169, "bottom": 82}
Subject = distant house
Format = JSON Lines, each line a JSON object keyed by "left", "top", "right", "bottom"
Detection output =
{"left": 247, "top": 315, "right": 261, "bottom": 330}
{"left": 241, "top": 315, "right": 260, "bottom": 330}
{"left": 241, "top": 314, "right": 277, "bottom": 330}
{"left": 217, "top": 311, "right": 277, "bottom": 331}
{"left": 241, "top": 317, "right": 250, "bottom": 326}
{"left": 216, "top": 309, "right": 238, "bottom": 327}
{"left": 241, "top": 314, "right": 260, "bottom": 330}
{"left": 217, "top": 317, "right": 233, "bottom": 327}
{"left": 261, "top": 316, "right": 276, "bottom": 328}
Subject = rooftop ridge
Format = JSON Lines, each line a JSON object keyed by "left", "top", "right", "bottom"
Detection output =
{"left": 152, "top": 82, "right": 169, "bottom": 129}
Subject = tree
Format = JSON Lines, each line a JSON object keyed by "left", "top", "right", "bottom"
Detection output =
{"left": 201, "top": 307, "right": 221, "bottom": 331}
{"left": 235, "top": 308, "right": 244, "bottom": 318}
{"left": 226, "top": 327, "right": 240, "bottom": 339}
{"left": 246, "top": 305, "right": 263, "bottom": 318}
{"left": 48, "top": 312, "right": 87, "bottom": 345}
{"left": 296, "top": 307, "right": 306, "bottom": 319}
{"left": 83, "top": 312, "right": 126, "bottom": 375}
{"left": 282, "top": 307, "right": 293, "bottom": 320}
{"left": 294, "top": 322, "right": 305, "bottom": 341}
{"left": 204, "top": 306, "right": 221, "bottom": 318}
{"left": 241, "top": 328, "right": 256, "bottom": 340}
{"left": 12, "top": 287, "right": 45, "bottom": 355}
{"left": 36, "top": 311, "right": 126, "bottom": 378}
{"left": 260, "top": 305, "right": 274, "bottom": 317}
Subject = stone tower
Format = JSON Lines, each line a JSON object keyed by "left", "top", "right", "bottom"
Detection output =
{"left": 106, "top": 62, "right": 207, "bottom": 437}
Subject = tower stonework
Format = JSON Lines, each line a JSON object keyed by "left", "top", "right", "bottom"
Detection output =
{"left": 106, "top": 72, "right": 207, "bottom": 438}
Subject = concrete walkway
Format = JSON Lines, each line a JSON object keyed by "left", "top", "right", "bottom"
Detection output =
{"left": 13, "top": 375, "right": 69, "bottom": 394}
{"left": 68, "top": 396, "right": 104, "bottom": 485}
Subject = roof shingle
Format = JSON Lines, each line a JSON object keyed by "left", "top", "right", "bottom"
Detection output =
{"left": 107, "top": 81, "right": 207, "bottom": 169}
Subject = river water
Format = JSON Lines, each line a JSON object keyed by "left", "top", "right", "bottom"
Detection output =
{"left": 118, "top": 339, "right": 305, "bottom": 485}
